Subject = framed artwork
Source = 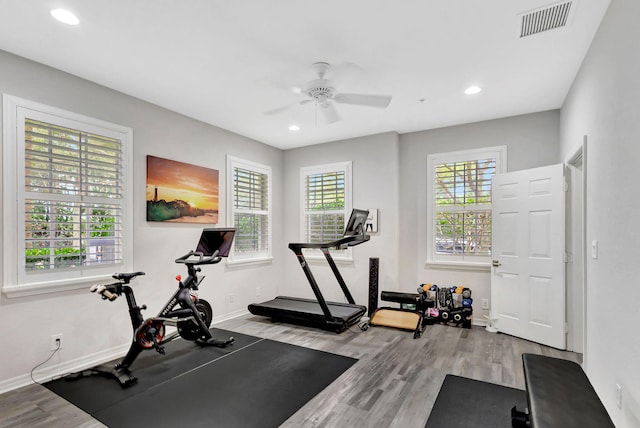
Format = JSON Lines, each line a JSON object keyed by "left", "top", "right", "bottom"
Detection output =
{"left": 146, "top": 155, "right": 219, "bottom": 223}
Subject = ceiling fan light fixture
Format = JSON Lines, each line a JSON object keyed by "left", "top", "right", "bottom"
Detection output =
{"left": 263, "top": 62, "right": 392, "bottom": 124}
{"left": 465, "top": 85, "right": 482, "bottom": 95}
{"left": 50, "top": 9, "right": 80, "bottom": 25}
{"left": 288, "top": 124, "right": 300, "bottom": 131}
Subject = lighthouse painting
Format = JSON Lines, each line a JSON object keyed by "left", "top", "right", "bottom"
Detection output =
{"left": 146, "top": 155, "right": 219, "bottom": 223}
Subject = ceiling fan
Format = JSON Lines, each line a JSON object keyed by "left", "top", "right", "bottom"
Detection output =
{"left": 264, "top": 62, "right": 392, "bottom": 124}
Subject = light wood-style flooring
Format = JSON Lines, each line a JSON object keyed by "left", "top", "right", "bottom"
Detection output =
{"left": 0, "top": 314, "right": 580, "bottom": 427}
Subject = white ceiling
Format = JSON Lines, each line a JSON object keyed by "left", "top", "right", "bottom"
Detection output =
{"left": 0, "top": 0, "right": 610, "bottom": 150}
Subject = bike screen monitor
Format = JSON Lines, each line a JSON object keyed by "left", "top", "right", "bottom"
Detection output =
{"left": 196, "top": 228, "right": 236, "bottom": 257}
{"left": 343, "top": 209, "right": 369, "bottom": 237}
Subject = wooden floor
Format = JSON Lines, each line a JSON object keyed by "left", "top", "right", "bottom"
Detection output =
{"left": 0, "top": 314, "right": 580, "bottom": 427}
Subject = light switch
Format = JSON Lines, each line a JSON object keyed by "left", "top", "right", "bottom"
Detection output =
{"left": 591, "top": 240, "right": 598, "bottom": 259}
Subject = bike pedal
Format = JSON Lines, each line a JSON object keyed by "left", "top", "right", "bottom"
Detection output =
{"left": 197, "top": 337, "right": 234, "bottom": 347}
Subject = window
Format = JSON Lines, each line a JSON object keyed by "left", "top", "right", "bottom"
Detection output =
{"left": 427, "top": 146, "right": 506, "bottom": 267}
{"left": 2, "top": 95, "right": 133, "bottom": 296}
{"left": 227, "top": 156, "right": 272, "bottom": 264}
{"left": 300, "top": 161, "right": 352, "bottom": 259}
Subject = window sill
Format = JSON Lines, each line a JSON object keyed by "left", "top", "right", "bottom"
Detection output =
{"left": 2, "top": 274, "right": 113, "bottom": 298}
{"left": 226, "top": 256, "right": 273, "bottom": 268}
{"left": 424, "top": 260, "right": 491, "bottom": 272}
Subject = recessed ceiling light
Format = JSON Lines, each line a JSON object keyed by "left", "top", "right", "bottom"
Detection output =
{"left": 51, "top": 9, "right": 79, "bottom": 25}
{"left": 464, "top": 86, "right": 482, "bottom": 95}
{"left": 289, "top": 125, "right": 300, "bottom": 131}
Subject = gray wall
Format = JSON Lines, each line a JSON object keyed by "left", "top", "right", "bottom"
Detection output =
{"left": 398, "top": 111, "right": 561, "bottom": 321}
{"left": 282, "top": 132, "right": 400, "bottom": 306}
{"left": 560, "top": 0, "right": 640, "bottom": 425}
{"left": 0, "top": 50, "right": 285, "bottom": 390}
{"left": 0, "top": 50, "right": 564, "bottom": 391}
{"left": 280, "top": 111, "right": 561, "bottom": 320}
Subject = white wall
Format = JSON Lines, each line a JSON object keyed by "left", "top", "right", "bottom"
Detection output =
{"left": 282, "top": 132, "right": 400, "bottom": 307}
{"left": 398, "top": 111, "right": 561, "bottom": 323}
{"left": 0, "top": 50, "right": 284, "bottom": 391}
{"left": 560, "top": 0, "right": 640, "bottom": 425}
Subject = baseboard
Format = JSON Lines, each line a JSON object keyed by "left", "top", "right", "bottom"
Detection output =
{"left": 0, "top": 313, "right": 249, "bottom": 395}
{"left": 6, "top": 309, "right": 487, "bottom": 395}
{"left": 214, "top": 310, "right": 486, "bottom": 327}
{"left": 214, "top": 309, "right": 249, "bottom": 324}
{"left": 0, "top": 344, "right": 128, "bottom": 395}
{"left": 474, "top": 317, "right": 487, "bottom": 327}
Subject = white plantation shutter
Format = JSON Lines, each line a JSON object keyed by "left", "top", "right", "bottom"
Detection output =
{"left": 228, "top": 157, "right": 272, "bottom": 262}
{"left": 427, "top": 146, "right": 506, "bottom": 266}
{"left": 434, "top": 158, "right": 494, "bottom": 256}
{"left": 304, "top": 171, "right": 346, "bottom": 243}
{"left": 300, "top": 162, "right": 352, "bottom": 258}
{"left": 2, "top": 95, "right": 132, "bottom": 294}
{"left": 23, "top": 118, "right": 124, "bottom": 270}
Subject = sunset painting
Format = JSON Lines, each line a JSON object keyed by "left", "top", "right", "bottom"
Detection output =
{"left": 146, "top": 155, "right": 219, "bottom": 223}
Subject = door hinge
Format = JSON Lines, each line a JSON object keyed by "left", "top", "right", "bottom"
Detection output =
{"left": 564, "top": 323, "right": 569, "bottom": 334}
{"left": 564, "top": 179, "right": 569, "bottom": 192}
{"left": 563, "top": 252, "right": 572, "bottom": 263}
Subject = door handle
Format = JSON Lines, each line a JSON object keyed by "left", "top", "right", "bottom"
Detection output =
{"left": 492, "top": 260, "right": 501, "bottom": 268}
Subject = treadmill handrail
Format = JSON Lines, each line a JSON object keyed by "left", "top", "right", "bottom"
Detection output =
{"left": 287, "top": 234, "right": 366, "bottom": 320}
{"left": 288, "top": 234, "right": 369, "bottom": 251}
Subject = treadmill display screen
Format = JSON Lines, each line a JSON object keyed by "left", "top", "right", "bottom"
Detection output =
{"left": 343, "top": 209, "right": 369, "bottom": 236}
{"left": 195, "top": 228, "right": 235, "bottom": 257}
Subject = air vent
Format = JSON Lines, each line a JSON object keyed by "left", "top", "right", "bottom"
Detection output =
{"left": 519, "top": 1, "right": 573, "bottom": 38}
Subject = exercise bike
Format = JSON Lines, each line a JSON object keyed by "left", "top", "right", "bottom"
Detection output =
{"left": 79, "top": 228, "right": 236, "bottom": 388}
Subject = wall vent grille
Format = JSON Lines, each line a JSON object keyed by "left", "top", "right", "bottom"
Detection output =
{"left": 519, "top": 1, "right": 573, "bottom": 37}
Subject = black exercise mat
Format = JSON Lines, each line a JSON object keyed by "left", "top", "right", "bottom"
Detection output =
{"left": 425, "top": 374, "right": 527, "bottom": 428}
{"left": 45, "top": 328, "right": 257, "bottom": 413}
{"left": 46, "top": 330, "right": 357, "bottom": 428}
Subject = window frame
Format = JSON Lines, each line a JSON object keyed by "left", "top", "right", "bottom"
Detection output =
{"left": 226, "top": 155, "right": 272, "bottom": 266}
{"left": 299, "top": 161, "right": 353, "bottom": 262}
{"left": 426, "top": 146, "right": 507, "bottom": 269}
{"left": 2, "top": 94, "right": 133, "bottom": 297}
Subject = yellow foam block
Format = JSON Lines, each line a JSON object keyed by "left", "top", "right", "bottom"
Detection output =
{"left": 370, "top": 309, "right": 421, "bottom": 331}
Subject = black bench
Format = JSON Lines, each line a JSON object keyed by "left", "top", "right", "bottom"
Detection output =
{"left": 515, "top": 353, "right": 615, "bottom": 428}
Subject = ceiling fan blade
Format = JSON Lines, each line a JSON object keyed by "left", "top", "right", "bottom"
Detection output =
{"left": 263, "top": 99, "right": 311, "bottom": 115}
{"left": 320, "top": 102, "right": 341, "bottom": 124}
{"left": 333, "top": 93, "right": 392, "bottom": 108}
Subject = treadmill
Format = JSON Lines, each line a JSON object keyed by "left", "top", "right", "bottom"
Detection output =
{"left": 248, "top": 209, "right": 370, "bottom": 333}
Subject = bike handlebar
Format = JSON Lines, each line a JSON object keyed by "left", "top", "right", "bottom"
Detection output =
{"left": 174, "top": 250, "right": 221, "bottom": 265}
{"left": 91, "top": 250, "right": 222, "bottom": 301}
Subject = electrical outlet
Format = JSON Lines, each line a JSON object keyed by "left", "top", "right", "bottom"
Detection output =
{"left": 616, "top": 384, "right": 622, "bottom": 409}
{"left": 227, "top": 294, "right": 235, "bottom": 304}
{"left": 51, "top": 334, "right": 63, "bottom": 350}
{"left": 481, "top": 299, "right": 489, "bottom": 309}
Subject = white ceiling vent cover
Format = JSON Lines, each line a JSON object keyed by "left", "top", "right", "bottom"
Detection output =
{"left": 519, "top": 1, "right": 574, "bottom": 38}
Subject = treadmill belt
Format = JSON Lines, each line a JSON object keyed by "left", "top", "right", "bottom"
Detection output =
{"left": 257, "top": 296, "right": 362, "bottom": 317}
{"left": 248, "top": 296, "right": 366, "bottom": 332}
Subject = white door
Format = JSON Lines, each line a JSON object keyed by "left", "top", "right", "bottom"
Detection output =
{"left": 491, "top": 164, "right": 566, "bottom": 349}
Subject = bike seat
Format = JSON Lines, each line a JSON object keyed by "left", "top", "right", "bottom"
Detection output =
{"left": 112, "top": 271, "right": 146, "bottom": 282}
